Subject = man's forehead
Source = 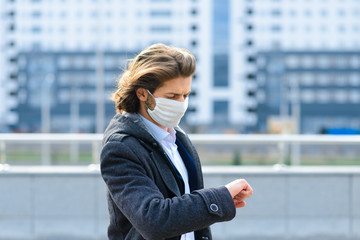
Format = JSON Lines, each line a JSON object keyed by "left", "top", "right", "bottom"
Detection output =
{"left": 155, "top": 76, "right": 192, "bottom": 93}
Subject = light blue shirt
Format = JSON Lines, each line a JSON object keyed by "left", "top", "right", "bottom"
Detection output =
{"left": 138, "top": 114, "right": 194, "bottom": 240}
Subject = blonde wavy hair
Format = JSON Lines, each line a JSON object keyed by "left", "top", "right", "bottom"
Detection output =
{"left": 111, "top": 43, "right": 196, "bottom": 113}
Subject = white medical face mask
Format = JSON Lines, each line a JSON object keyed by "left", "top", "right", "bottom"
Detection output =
{"left": 146, "top": 90, "right": 188, "bottom": 128}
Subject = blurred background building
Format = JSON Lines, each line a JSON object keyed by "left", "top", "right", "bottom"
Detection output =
{"left": 0, "top": 0, "right": 360, "bottom": 134}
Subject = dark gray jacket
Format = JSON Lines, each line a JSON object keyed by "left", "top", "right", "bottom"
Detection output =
{"left": 100, "top": 113, "right": 236, "bottom": 240}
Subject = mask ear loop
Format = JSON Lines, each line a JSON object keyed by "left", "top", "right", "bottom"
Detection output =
{"left": 145, "top": 89, "right": 156, "bottom": 110}
{"left": 146, "top": 89, "right": 154, "bottom": 97}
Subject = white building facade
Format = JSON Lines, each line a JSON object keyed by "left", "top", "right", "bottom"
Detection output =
{"left": 0, "top": 0, "right": 217, "bottom": 133}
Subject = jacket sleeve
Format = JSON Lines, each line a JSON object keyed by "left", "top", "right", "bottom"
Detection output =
{"left": 100, "top": 139, "right": 236, "bottom": 240}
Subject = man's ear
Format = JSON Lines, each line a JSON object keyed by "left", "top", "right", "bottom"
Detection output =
{"left": 136, "top": 88, "right": 148, "bottom": 101}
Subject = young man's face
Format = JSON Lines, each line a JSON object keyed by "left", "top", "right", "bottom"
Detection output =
{"left": 146, "top": 76, "right": 192, "bottom": 110}
{"left": 137, "top": 76, "right": 192, "bottom": 130}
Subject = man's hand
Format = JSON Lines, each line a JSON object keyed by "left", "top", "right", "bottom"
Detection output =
{"left": 225, "top": 179, "right": 253, "bottom": 208}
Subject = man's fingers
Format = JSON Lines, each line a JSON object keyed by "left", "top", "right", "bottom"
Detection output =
{"left": 234, "top": 200, "right": 246, "bottom": 208}
{"left": 226, "top": 178, "right": 253, "bottom": 199}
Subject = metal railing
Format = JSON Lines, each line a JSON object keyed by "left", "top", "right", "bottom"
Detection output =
{"left": 0, "top": 133, "right": 103, "bottom": 166}
{"left": 0, "top": 133, "right": 360, "bottom": 166}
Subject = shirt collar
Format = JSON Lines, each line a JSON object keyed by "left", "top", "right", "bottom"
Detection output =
{"left": 138, "top": 113, "right": 176, "bottom": 143}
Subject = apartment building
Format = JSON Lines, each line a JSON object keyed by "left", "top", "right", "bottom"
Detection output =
{"left": 1, "top": 0, "right": 359, "bottom": 133}
{"left": 1, "top": 0, "right": 213, "bottom": 133}
{"left": 237, "top": 0, "right": 360, "bottom": 133}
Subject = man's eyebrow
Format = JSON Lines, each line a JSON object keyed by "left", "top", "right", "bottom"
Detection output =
{"left": 165, "top": 90, "right": 191, "bottom": 95}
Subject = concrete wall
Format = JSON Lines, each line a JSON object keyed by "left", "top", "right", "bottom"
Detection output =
{"left": 0, "top": 165, "right": 359, "bottom": 240}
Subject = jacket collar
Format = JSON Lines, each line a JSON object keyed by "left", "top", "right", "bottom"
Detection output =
{"left": 103, "top": 112, "right": 155, "bottom": 145}
{"left": 104, "top": 112, "right": 201, "bottom": 195}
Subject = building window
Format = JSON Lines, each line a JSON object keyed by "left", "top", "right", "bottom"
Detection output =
{"left": 246, "top": 73, "right": 256, "bottom": 80}
{"left": 349, "top": 74, "right": 360, "bottom": 86}
{"left": 289, "top": 9, "right": 296, "bottom": 16}
{"left": 246, "top": 24, "right": 253, "bottom": 31}
{"left": 18, "top": 73, "right": 26, "bottom": 85}
{"left": 18, "top": 89, "right": 27, "bottom": 104}
{"left": 257, "top": 74, "right": 266, "bottom": 86}
{"left": 335, "top": 56, "right": 347, "bottom": 68}
{"left": 338, "top": 25, "right": 346, "bottom": 32}
{"left": 333, "top": 90, "right": 347, "bottom": 103}
{"left": 271, "top": 40, "right": 281, "bottom": 49}
{"left": 304, "top": 9, "right": 312, "bottom": 17}
{"left": 246, "top": 8, "right": 253, "bottom": 15}
{"left": 191, "top": 24, "right": 198, "bottom": 31}
{"left": 105, "top": 73, "right": 116, "bottom": 86}
{"left": 257, "top": 90, "right": 266, "bottom": 103}
{"left": 91, "top": 10, "right": 98, "bottom": 18}
{"left": 213, "top": 100, "right": 229, "bottom": 125}
{"left": 305, "top": 25, "right": 312, "bottom": 32}
{"left": 338, "top": 9, "right": 345, "bottom": 16}
{"left": 31, "top": 26, "right": 42, "bottom": 34}
{"left": 213, "top": 54, "right": 228, "bottom": 86}
{"left": 150, "top": 10, "right": 172, "bottom": 17}
{"left": 59, "top": 74, "right": 70, "bottom": 85}
{"left": 247, "top": 55, "right": 256, "bottom": 63}
{"left": 317, "top": 55, "right": 331, "bottom": 68}
{"left": 271, "top": 9, "right": 281, "bottom": 16}
{"left": 317, "top": 74, "right": 330, "bottom": 85}
{"left": 76, "top": 11, "right": 83, "bottom": 17}
{"left": 286, "top": 73, "right": 298, "bottom": 85}
{"left": 60, "top": 11, "right": 67, "bottom": 18}
{"left": 18, "top": 56, "right": 26, "bottom": 69}
{"left": 301, "top": 73, "right": 315, "bottom": 86}
{"left": 335, "top": 74, "right": 347, "bottom": 86}
{"left": 301, "top": 90, "right": 315, "bottom": 103}
{"left": 320, "top": 9, "right": 327, "bottom": 16}
{"left": 285, "top": 55, "right": 299, "bottom": 68}
{"left": 257, "top": 56, "right": 266, "bottom": 68}
{"left": 59, "top": 90, "right": 71, "bottom": 103}
{"left": 191, "top": 8, "right": 198, "bottom": 15}
{"left": 60, "top": 26, "right": 66, "bottom": 33}
{"left": 353, "top": 9, "right": 360, "bottom": 16}
{"left": 191, "top": 40, "right": 197, "bottom": 47}
{"left": 32, "top": 42, "right": 42, "bottom": 50}
{"left": 150, "top": 26, "right": 172, "bottom": 32}
{"left": 246, "top": 40, "right": 253, "bottom": 46}
{"left": 289, "top": 25, "right": 296, "bottom": 32}
{"left": 349, "top": 91, "right": 360, "bottom": 103}
{"left": 58, "top": 56, "right": 70, "bottom": 68}
{"left": 32, "top": 11, "right": 42, "bottom": 18}
{"left": 301, "top": 55, "right": 314, "bottom": 68}
{"left": 317, "top": 90, "right": 331, "bottom": 103}
{"left": 320, "top": 25, "right": 327, "bottom": 32}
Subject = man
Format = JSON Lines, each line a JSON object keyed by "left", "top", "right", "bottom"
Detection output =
{"left": 100, "top": 43, "right": 253, "bottom": 240}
